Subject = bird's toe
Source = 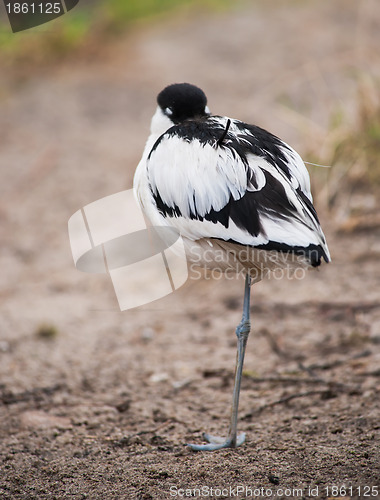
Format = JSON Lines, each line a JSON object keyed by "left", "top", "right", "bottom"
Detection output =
{"left": 187, "top": 432, "right": 246, "bottom": 451}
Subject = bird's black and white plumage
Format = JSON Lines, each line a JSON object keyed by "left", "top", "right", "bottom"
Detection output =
{"left": 133, "top": 83, "right": 330, "bottom": 451}
{"left": 134, "top": 83, "right": 330, "bottom": 281}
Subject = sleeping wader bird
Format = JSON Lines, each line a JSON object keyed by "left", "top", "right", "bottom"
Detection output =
{"left": 133, "top": 83, "right": 330, "bottom": 451}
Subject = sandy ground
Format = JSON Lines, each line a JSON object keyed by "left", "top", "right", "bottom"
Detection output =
{"left": 0, "top": 0, "right": 380, "bottom": 498}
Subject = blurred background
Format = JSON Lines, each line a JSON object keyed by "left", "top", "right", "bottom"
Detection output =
{"left": 0, "top": 0, "right": 379, "bottom": 497}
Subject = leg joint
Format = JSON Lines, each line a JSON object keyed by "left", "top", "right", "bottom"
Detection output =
{"left": 236, "top": 319, "right": 251, "bottom": 338}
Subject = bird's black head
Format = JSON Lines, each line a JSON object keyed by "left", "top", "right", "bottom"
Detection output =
{"left": 157, "top": 83, "right": 209, "bottom": 124}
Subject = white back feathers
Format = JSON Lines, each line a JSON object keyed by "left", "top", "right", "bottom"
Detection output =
{"left": 134, "top": 83, "right": 330, "bottom": 271}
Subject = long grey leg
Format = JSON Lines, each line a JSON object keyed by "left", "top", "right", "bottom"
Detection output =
{"left": 188, "top": 274, "right": 252, "bottom": 451}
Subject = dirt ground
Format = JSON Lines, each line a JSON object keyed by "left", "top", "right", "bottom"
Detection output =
{"left": 1, "top": 0, "right": 380, "bottom": 498}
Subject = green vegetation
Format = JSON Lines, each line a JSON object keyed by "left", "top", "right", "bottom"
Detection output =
{"left": 332, "top": 94, "right": 380, "bottom": 189}
{"left": 35, "top": 323, "right": 59, "bottom": 340}
{"left": 0, "top": 0, "right": 232, "bottom": 74}
{"left": 307, "top": 78, "right": 380, "bottom": 221}
{"left": 101, "top": 0, "right": 230, "bottom": 31}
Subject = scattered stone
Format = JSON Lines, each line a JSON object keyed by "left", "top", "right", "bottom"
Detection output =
{"left": 268, "top": 473, "right": 280, "bottom": 485}
{"left": 20, "top": 411, "right": 71, "bottom": 430}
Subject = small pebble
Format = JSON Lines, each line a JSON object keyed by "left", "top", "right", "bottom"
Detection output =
{"left": 268, "top": 473, "right": 280, "bottom": 485}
